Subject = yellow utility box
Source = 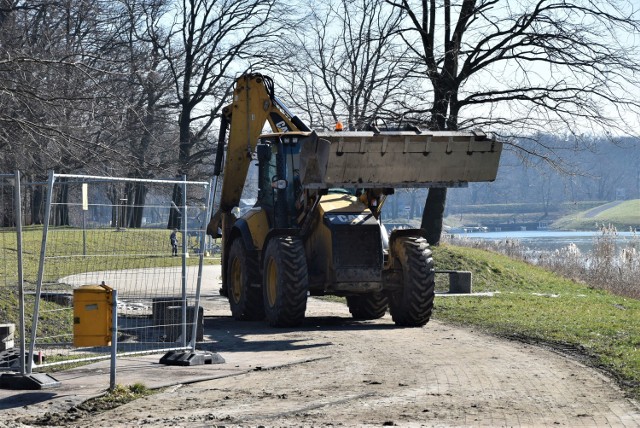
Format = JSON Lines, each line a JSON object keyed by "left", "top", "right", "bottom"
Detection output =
{"left": 73, "top": 283, "right": 113, "bottom": 347}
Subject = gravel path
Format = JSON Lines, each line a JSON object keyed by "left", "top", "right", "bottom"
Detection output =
{"left": 62, "top": 297, "right": 640, "bottom": 426}
{"left": 4, "top": 265, "right": 638, "bottom": 427}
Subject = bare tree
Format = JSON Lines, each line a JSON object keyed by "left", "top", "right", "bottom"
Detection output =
{"left": 108, "top": 0, "right": 178, "bottom": 227}
{"left": 0, "top": 1, "right": 119, "bottom": 224}
{"left": 0, "top": 1, "right": 181, "bottom": 225}
{"left": 0, "top": 0, "right": 287, "bottom": 228}
{"left": 145, "top": 0, "right": 284, "bottom": 227}
{"left": 152, "top": 0, "right": 281, "bottom": 178}
{"left": 387, "top": 0, "right": 640, "bottom": 244}
{"left": 279, "top": 0, "right": 419, "bottom": 131}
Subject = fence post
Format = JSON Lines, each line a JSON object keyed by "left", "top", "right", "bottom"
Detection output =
{"left": 181, "top": 175, "right": 188, "bottom": 348}
{"left": 14, "top": 170, "right": 26, "bottom": 376}
{"left": 110, "top": 289, "right": 118, "bottom": 391}
{"left": 28, "top": 170, "right": 55, "bottom": 375}
{"left": 189, "top": 180, "right": 213, "bottom": 350}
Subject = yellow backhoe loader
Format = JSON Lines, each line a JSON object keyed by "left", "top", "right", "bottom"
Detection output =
{"left": 207, "top": 73, "right": 502, "bottom": 327}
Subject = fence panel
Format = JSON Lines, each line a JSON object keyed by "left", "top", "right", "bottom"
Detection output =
{"left": 28, "top": 173, "right": 213, "bottom": 371}
{"left": 0, "top": 173, "right": 20, "bottom": 372}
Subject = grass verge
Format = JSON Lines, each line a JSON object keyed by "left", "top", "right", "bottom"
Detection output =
{"left": 21, "top": 383, "right": 156, "bottom": 425}
{"left": 90, "top": 383, "right": 154, "bottom": 408}
{"left": 431, "top": 244, "right": 640, "bottom": 399}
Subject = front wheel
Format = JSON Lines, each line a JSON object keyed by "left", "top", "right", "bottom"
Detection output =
{"left": 387, "top": 236, "right": 435, "bottom": 327}
{"left": 262, "top": 236, "right": 308, "bottom": 327}
{"left": 226, "top": 239, "right": 264, "bottom": 321}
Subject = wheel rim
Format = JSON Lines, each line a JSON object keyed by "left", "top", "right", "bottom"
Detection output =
{"left": 230, "top": 257, "right": 242, "bottom": 304}
{"left": 266, "top": 258, "right": 277, "bottom": 307}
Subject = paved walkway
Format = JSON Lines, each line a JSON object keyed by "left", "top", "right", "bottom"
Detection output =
{"left": 584, "top": 200, "right": 625, "bottom": 218}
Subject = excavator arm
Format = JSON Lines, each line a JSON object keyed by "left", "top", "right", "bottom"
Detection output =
{"left": 207, "top": 74, "right": 307, "bottom": 239}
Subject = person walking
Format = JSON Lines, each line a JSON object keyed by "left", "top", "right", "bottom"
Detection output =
{"left": 170, "top": 229, "right": 178, "bottom": 256}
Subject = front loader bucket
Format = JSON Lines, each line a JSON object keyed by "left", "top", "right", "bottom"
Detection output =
{"left": 299, "top": 130, "right": 502, "bottom": 189}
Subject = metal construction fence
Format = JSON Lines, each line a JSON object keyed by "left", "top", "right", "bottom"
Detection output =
{"left": 1, "top": 171, "right": 217, "bottom": 379}
{"left": 1, "top": 172, "right": 26, "bottom": 374}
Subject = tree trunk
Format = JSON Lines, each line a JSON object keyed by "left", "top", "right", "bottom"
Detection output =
{"left": 421, "top": 187, "right": 447, "bottom": 245}
{"left": 0, "top": 185, "right": 13, "bottom": 227}
{"left": 108, "top": 184, "right": 118, "bottom": 228}
{"left": 31, "top": 183, "right": 44, "bottom": 225}
{"left": 410, "top": 191, "right": 416, "bottom": 219}
{"left": 392, "top": 194, "right": 399, "bottom": 218}
{"left": 420, "top": 88, "right": 451, "bottom": 245}
{"left": 168, "top": 182, "right": 183, "bottom": 229}
{"left": 54, "top": 178, "right": 70, "bottom": 226}
{"left": 168, "top": 106, "right": 191, "bottom": 229}
{"left": 131, "top": 182, "right": 147, "bottom": 228}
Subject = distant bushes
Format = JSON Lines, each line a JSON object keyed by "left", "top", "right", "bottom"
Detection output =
{"left": 447, "top": 225, "right": 640, "bottom": 299}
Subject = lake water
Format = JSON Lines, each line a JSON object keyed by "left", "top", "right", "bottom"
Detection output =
{"left": 449, "top": 230, "right": 639, "bottom": 253}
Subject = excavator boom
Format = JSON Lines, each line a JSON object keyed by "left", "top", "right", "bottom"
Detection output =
{"left": 214, "top": 74, "right": 305, "bottom": 213}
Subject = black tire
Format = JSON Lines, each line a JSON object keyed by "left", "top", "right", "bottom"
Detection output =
{"left": 387, "top": 236, "right": 435, "bottom": 327}
{"left": 226, "top": 239, "right": 264, "bottom": 321}
{"left": 262, "top": 236, "right": 308, "bottom": 327}
{"left": 346, "top": 293, "right": 388, "bottom": 320}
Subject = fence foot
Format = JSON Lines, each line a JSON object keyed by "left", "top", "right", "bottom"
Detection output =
{"left": 159, "top": 350, "right": 225, "bottom": 366}
{"left": 0, "top": 373, "right": 61, "bottom": 390}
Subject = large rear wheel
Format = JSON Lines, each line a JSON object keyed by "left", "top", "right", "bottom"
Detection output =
{"left": 346, "top": 293, "right": 388, "bottom": 320}
{"left": 387, "top": 236, "right": 435, "bottom": 327}
{"left": 262, "top": 236, "right": 308, "bottom": 327}
{"left": 226, "top": 239, "right": 264, "bottom": 321}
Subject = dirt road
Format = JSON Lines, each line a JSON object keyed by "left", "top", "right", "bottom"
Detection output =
{"left": 52, "top": 296, "right": 638, "bottom": 427}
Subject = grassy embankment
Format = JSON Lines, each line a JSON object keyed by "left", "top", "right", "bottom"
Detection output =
{"left": 431, "top": 244, "right": 640, "bottom": 399}
{"left": 553, "top": 199, "right": 640, "bottom": 230}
